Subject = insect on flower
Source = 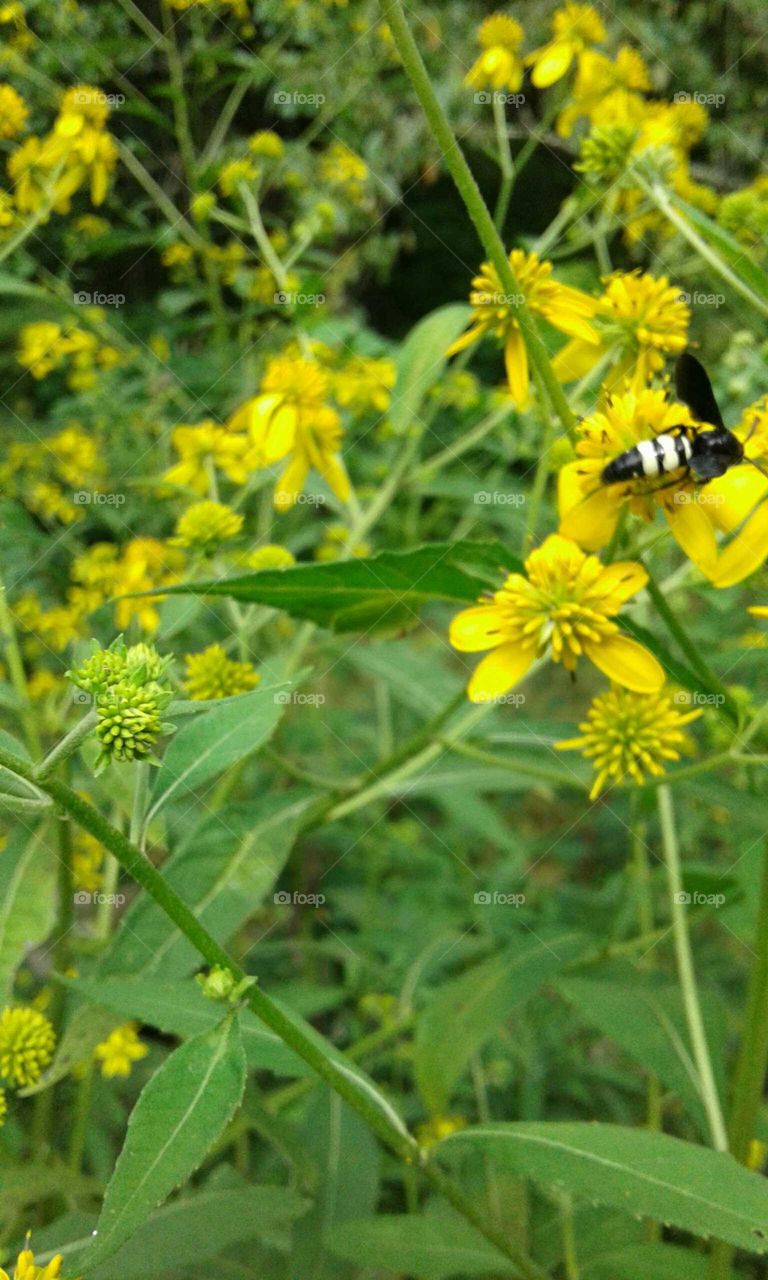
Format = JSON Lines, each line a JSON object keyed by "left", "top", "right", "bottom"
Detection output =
{"left": 601, "top": 352, "right": 767, "bottom": 489}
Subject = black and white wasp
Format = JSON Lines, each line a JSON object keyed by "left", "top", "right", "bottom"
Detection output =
{"left": 601, "top": 352, "right": 754, "bottom": 490}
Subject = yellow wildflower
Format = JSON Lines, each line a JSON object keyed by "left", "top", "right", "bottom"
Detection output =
{"left": 0, "top": 82, "right": 26, "bottom": 137}
{"left": 450, "top": 533, "right": 663, "bottom": 702}
{"left": 183, "top": 644, "right": 259, "bottom": 700}
{"left": 0, "top": 1006, "right": 56, "bottom": 1087}
{"left": 240, "top": 544, "right": 296, "bottom": 570}
{"left": 704, "top": 397, "right": 768, "bottom": 587}
{"left": 162, "top": 241, "right": 195, "bottom": 270}
{"left": 72, "top": 832, "right": 104, "bottom": 893}
{"left": 0, "top": 1238, "right": 67, "bottom": 1280}
{"left": 164, "top": 421, "right": 253, "bottom": 493}
{"left": 319, "top": 142, "right": 368, "bottom": 199}
{"left": 172, "top": 500, "right": 244, "bottom": 550}
{"left": 465, "top": 14, "right": 524, "bottom": 92}
{"left": 527, "top": 2, "right": 606, "bottom": 88}
{"left": 217, "top": 156, "right": 257, "bottom": 196}
{"left": 332, "top": 355, "right": 396, "bottom": 414}
{"left": 446, "top": 249, "right": 598, "bottom": 406}
{"left": 558, "top": 385, "right": 722, "bottom": 572}
{"left": 94, "top": 1023, "right": 148, "bottom": 1078}
{"left": 556, "top": 46, "right": 651, "bottom": 137}
{"left": 552, "top": 271, "right": 690, "bottom": 389}
{"left": 248, "top": 129, "right": 284, "bottom": 157}
{"left": 417, "top": 1114, "right": 467, "bottom": 1150}
{"left": 557, "top": 684, "right": 701, "bottom": 799}
{"left": 17, "top": 321, "right": 68, "bottom": 379}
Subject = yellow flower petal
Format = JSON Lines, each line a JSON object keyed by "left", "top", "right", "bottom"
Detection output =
{"left": 707, "top": 467, "right": 768, "bottom": 534}
{"left": 664, "top": 497, "right": 718, "bottom": 574}
{"left": 450, "top": 604, "right": 507, "bottom": 653}
{"left": 584, "top": 634, "right": 665, "bottom": 692}
{"left": 552, "top": 337, "right": 605, "bottom": 381}
{"left": 445, "top": 324, "right": 484, "bottom": 358}
{"left": 504, "top": 327, "right": 529, "bottom": 407}
{"left": 709, "top": 499, "right": 768, "bottom": 588}
{"left": 274, "top": 455, "right": 309, "bottom": 511}
{"left": 531, "top": 41, "right": 575, "bottom": 88}
{"left": 320, "top": 451, "right": 351, "bottom": 504}
{"left": 467, "top": 643, "right": 536, "bottom": 703}
{"left": 749, "top": 606, "right": 768, "bottom": 618}
{"left": 596, "top": 560, "right": 649, "bottom": 603}
{"left": 558, "top": 463, "right": 618, "bottom": 550}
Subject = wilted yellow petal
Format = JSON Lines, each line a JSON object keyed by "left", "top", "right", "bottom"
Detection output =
{"left": 709, "top": 499, "right": 768, "bottom": 588}
{"left": 504, "top": 328, "right": 529, "bottom": 407}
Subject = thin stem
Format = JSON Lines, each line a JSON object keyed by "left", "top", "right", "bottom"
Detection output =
{"left": 492, "top": 94, "right": 514, "bottom": 231}
{"left": 641, "top": 179, "right": 768, "bottom": 319}
{"left": 35, "top": 711, "right": 97, "bottom": 781}
{"left": 657, "top": 786, "right": 728, "bottom": 1151}
{"left": 0, "top": 568, "right": 42, "bottom": 758}
{"left": 381, "top": 0, "right": 576, "bottom": 443}
{"left": 644, "top": 571, "right": 739, "bottom": 725}
{"left": 0, "top": 747, "right": 546, "bottom": 1277}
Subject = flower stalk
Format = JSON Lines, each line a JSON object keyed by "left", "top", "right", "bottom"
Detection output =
{"left": 381, "top": 0, "right": 576, "bottom": 443}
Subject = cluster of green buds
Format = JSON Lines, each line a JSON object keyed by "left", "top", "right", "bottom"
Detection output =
{"left": 576, "top": 122, "right": 639, "bottom": 183}
{"left": 68, "top": 640, "right": 174, "bottom": 772}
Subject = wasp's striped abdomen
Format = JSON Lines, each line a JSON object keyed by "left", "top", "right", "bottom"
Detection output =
{"left": 601, "top": 432, "right": 692, "bottom": 485}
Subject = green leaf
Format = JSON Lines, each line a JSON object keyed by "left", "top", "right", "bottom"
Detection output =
{"left": 292, "top": 1095, "right": 380, "bottom": 1280}
{"left": 147, "top": 681, "right": 294, "bottom": 822}
{"left": 415, "top": 932, "right": 585, "bottom": 1113}
{"left": 328, "top": 1215, "right": 516, "bottom": 1278}
{"left": 0, "top": 826, "right": 57, "bottom": 1006}
{"left": 79, "top": 1015, "right": 247, "bottom": 1271}
{"left": 68, "top": 977, "right": 313, "bottom": 1077}
{"left": 388, "top": 303, "right": 471, "bottom": 435}
{"left": 158, "top": 539, "right": 520, "bottom": 634}
{"left": 100, "top": 794, "right": 310, "bottom": 978}
{"left": 440, "top": 1123, "right": 768, "bottom": 1253}
{"left": 558, "top": 970, "right": 725, "bottom": 1134}
{"left": 70, "top": 1186, "right": 308, "bottom": 1279}
{"left": 592, "top": 1241, "right": 727, "bottom": 1280}
{"left": 20, "top": 1002, "right": 119, "bottom": 1096}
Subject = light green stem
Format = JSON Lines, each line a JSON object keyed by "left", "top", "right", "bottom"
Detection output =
{"left": 657, "top": 785, "right": 728, "bottom": 1151}
{"left": 381, "top": 0, "right": 576, "bottom": 443}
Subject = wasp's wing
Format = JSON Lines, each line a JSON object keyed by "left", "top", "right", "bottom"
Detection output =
{"left": 675, "top": 352, "right": 725, "bottom": 428}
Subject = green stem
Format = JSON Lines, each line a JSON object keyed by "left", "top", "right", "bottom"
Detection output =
{"left": 67, "top": 1063, "right": 94, "bottom": 1173}
{"left": 644, "top": 572, "right": 739, "bottom": 725}
{"left": 0, "top": 568, "right": 42, "bottom": 758}
{"left": 448, "top": 739, "right": 587, "bottom": 792}
{"left": 657, "top": 786, "right": 728, "bottom": 1151}
{"left": 641, "top": 179, "right": 768, "bottom": 320}
{"left": 492, "top": 93, "right": 514, "bottom": 232}
{"left": 35, "top": 712, "right": 96, "bottom": 781}
{"left": 381, "top": 0, "right": 576, "bottom": 443}
{"left": 424, "top": 1159, "right": 549, "bottom": 1280}
{"left": 709, "top": 842, "right": 768, "bottom": 1278}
